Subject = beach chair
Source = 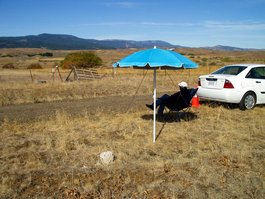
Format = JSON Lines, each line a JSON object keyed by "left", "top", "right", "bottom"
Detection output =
{"left": 146, "top": 88, "right": 198, "bottom": 119}
{"left": 165, "top": 88, "right": 198, "bottom": 112}
{"left": 159, "top": 88, "right": 198, "bottom": 122}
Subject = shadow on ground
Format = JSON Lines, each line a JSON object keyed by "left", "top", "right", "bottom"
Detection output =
{"left": 141, "top": 111, "right": 198, "bottom": 123}
{"left": 201, "top": 101, "right": 265, "bottom": 110}
{"left": 141, "top": 111, "right": 198, "bottom": 141}
{"left": 200, "top": 101, "right": 239, "bottom": 109}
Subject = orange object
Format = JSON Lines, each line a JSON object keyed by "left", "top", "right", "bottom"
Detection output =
{"left": 192, "top": 94, "right": 200, "bottom": 108}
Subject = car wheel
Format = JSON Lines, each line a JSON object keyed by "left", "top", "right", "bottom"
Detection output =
{"left": 239, "top": 92, "right": 256, "bottom": 110}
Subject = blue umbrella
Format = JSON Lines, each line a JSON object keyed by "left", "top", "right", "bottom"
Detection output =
{"left": 113, "top": 47, "right": 198, "bottom": 143}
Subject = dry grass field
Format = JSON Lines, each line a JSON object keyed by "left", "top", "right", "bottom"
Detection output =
{"left": 0, "top": 48, "right": 265, "bottom": 198}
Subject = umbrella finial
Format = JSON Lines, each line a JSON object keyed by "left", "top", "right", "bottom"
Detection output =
{"left": 153, "top": 46, "right": 157, "bottom": 49}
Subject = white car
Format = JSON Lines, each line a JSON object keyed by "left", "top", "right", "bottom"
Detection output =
{"left": 197, "top": 64, "right": 265, "bottom": 110}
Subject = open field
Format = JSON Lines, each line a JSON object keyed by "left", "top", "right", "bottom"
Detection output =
{"left": 1, "top": 103, "right": 265, "bottom": 198}
{"left": 1, "top": 47, "right": 265, "bottom": 70}
{"left": 0, "top": 48, "right": 265, "bottom": 198}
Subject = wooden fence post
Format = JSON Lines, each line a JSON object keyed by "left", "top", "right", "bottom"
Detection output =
{"left": 29, "top": 69, "right": 34, "bottom": 82}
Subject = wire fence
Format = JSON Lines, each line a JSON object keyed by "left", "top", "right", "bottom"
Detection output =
{"left": 0, "top": 65, "right": 220, "bottom": 84}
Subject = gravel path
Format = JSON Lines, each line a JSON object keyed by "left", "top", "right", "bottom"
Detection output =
{"left": 0, "top": 95, "right": 152, "bottom": 123}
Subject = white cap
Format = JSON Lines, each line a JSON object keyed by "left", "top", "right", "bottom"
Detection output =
{"left": 178, "top": 81, "right": 188, "bottom": 88}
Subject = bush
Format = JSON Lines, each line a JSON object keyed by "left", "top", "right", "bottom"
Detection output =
{"left": 40, "top": 52, "right": 53, "bottom": 57}
{"left": 27, "top": 63, "right": 43, "bottom": 69}
{"left": 1, "top": 54, "right": 13, "bottom": 57}
{"left": 61, "top": 51, "right": 103, "bottom": 69}
{"left": 209, "top": 62, "right": 216, "bottom": 66}
{"left": 2, "top": 63, "right": 15, "bottom": 69}
{"left": 201, "top": 58, "right": 208, "bottom": 62}
{"left": 198, "top": 61, "right": 207, "bottom": 66}
{"left": 221, "top": 57, "right": 231, "bottom": 62}
{"left": 27, "top": 52, "right": 53, "bottom": 57}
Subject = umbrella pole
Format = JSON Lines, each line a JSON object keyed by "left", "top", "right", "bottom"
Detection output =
{"left": 153, "top": 68, "right": 156, "bottom": 143}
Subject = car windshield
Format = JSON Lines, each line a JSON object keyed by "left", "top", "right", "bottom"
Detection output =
{"left": 212, "top": 66, "right": 247, "bottom": 75}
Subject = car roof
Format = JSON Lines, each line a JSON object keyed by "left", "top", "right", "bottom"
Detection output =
{"left": 226, "top": 64, "right": 265, "bottom": 67}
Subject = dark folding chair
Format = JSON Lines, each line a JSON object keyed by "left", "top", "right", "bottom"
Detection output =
{"left": 164, "top": 88, "right": 198, "bottom": 111}
{"left": 146, "top": 88, "right": 198, "bottom": 120}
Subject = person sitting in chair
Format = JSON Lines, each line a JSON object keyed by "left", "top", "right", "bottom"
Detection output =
{"left": 146, "top": 81, "right": 197, "bottom": 116}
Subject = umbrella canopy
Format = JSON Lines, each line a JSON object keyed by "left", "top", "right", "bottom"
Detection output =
{"left": 113, "top": 47, "right": 197, "bottom": 69}
{"left": 113, "top": 47, "right": 198, "bottom": 143}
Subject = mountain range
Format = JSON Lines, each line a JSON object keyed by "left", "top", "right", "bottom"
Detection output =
{"left": 0, "top": 33, "right": 260, "bottom": 51}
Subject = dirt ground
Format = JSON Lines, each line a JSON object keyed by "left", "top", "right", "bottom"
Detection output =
{"left": 0, "top": 95, "right": 151, "bottom": 123}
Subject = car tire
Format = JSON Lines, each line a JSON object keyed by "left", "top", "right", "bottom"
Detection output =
{"left": 239, "top": 92, "right": 256, "bottom": 110}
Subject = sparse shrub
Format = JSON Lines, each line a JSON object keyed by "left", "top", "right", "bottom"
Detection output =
{"left": 61, "top": 51, "right": 103, "bottom": 69}
{"left": 1, "top": 54, "right": 13, "bottom": 57}
{"left": 201, "top": 57, "right": 208, "bottom": 62}
{"left": 27, "top": 63, "right": 43, "bottom": 69}
{"left": 28, "top": 52, "right": 53, "bottom": 57}
{"left": 2, "top": 63, "right": 15, "bottom": 69}
{"left": 221, "top": 57, "right": 231, "bottom": 62}
{"left": 198, "top": 61, "right": 207, "bottom": 66}
{"left": 209, "top": 62, "right": 216, "bottom": 66}
{"left": 40, "top": 52, "right": 53, "bottom": 57}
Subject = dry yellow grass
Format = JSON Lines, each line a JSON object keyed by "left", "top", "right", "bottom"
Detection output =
{"left": 1, "top": 105, "right": 264, "bottom": 198}
{"left": 0, "top": 68, "right": 206, "bottom": 106}
{"left": 0, "top": 48, "right": 265, "bottom": 198}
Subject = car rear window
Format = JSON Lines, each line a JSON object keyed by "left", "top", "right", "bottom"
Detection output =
{"left": 212, "top": 66, "right": 247, "bottom": 75}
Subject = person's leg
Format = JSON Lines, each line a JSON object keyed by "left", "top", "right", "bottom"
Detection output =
{"left": 157, "top": 94, "right": 170, "bottom": 116}
{"left": 158, "top": 103, "right": 166, "bottom": 116}
{"left": 158, "top": 94, "right": 170, "bottom": 101}
{"left": 156, "top": 94, "right": 170, "bottom": 107}
{"left": 146, "top": 94, "right": 169, "bottom": 110}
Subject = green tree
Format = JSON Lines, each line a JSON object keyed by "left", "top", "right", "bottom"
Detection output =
{"left": 61, "top": 51, "right": 102, "bottom": 69}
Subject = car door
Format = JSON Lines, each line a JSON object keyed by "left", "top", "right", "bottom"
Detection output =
{"left": 245, "top": 67, "right": 265, "bottom": 103}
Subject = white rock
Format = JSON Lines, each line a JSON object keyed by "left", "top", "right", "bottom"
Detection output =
{"left": 99, "top": 151, "right": 114, "bottom": 165}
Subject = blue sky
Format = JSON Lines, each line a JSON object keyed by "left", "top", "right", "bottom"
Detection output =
{"left": 1, "top": 0, "right": 265, "bottom": 48}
